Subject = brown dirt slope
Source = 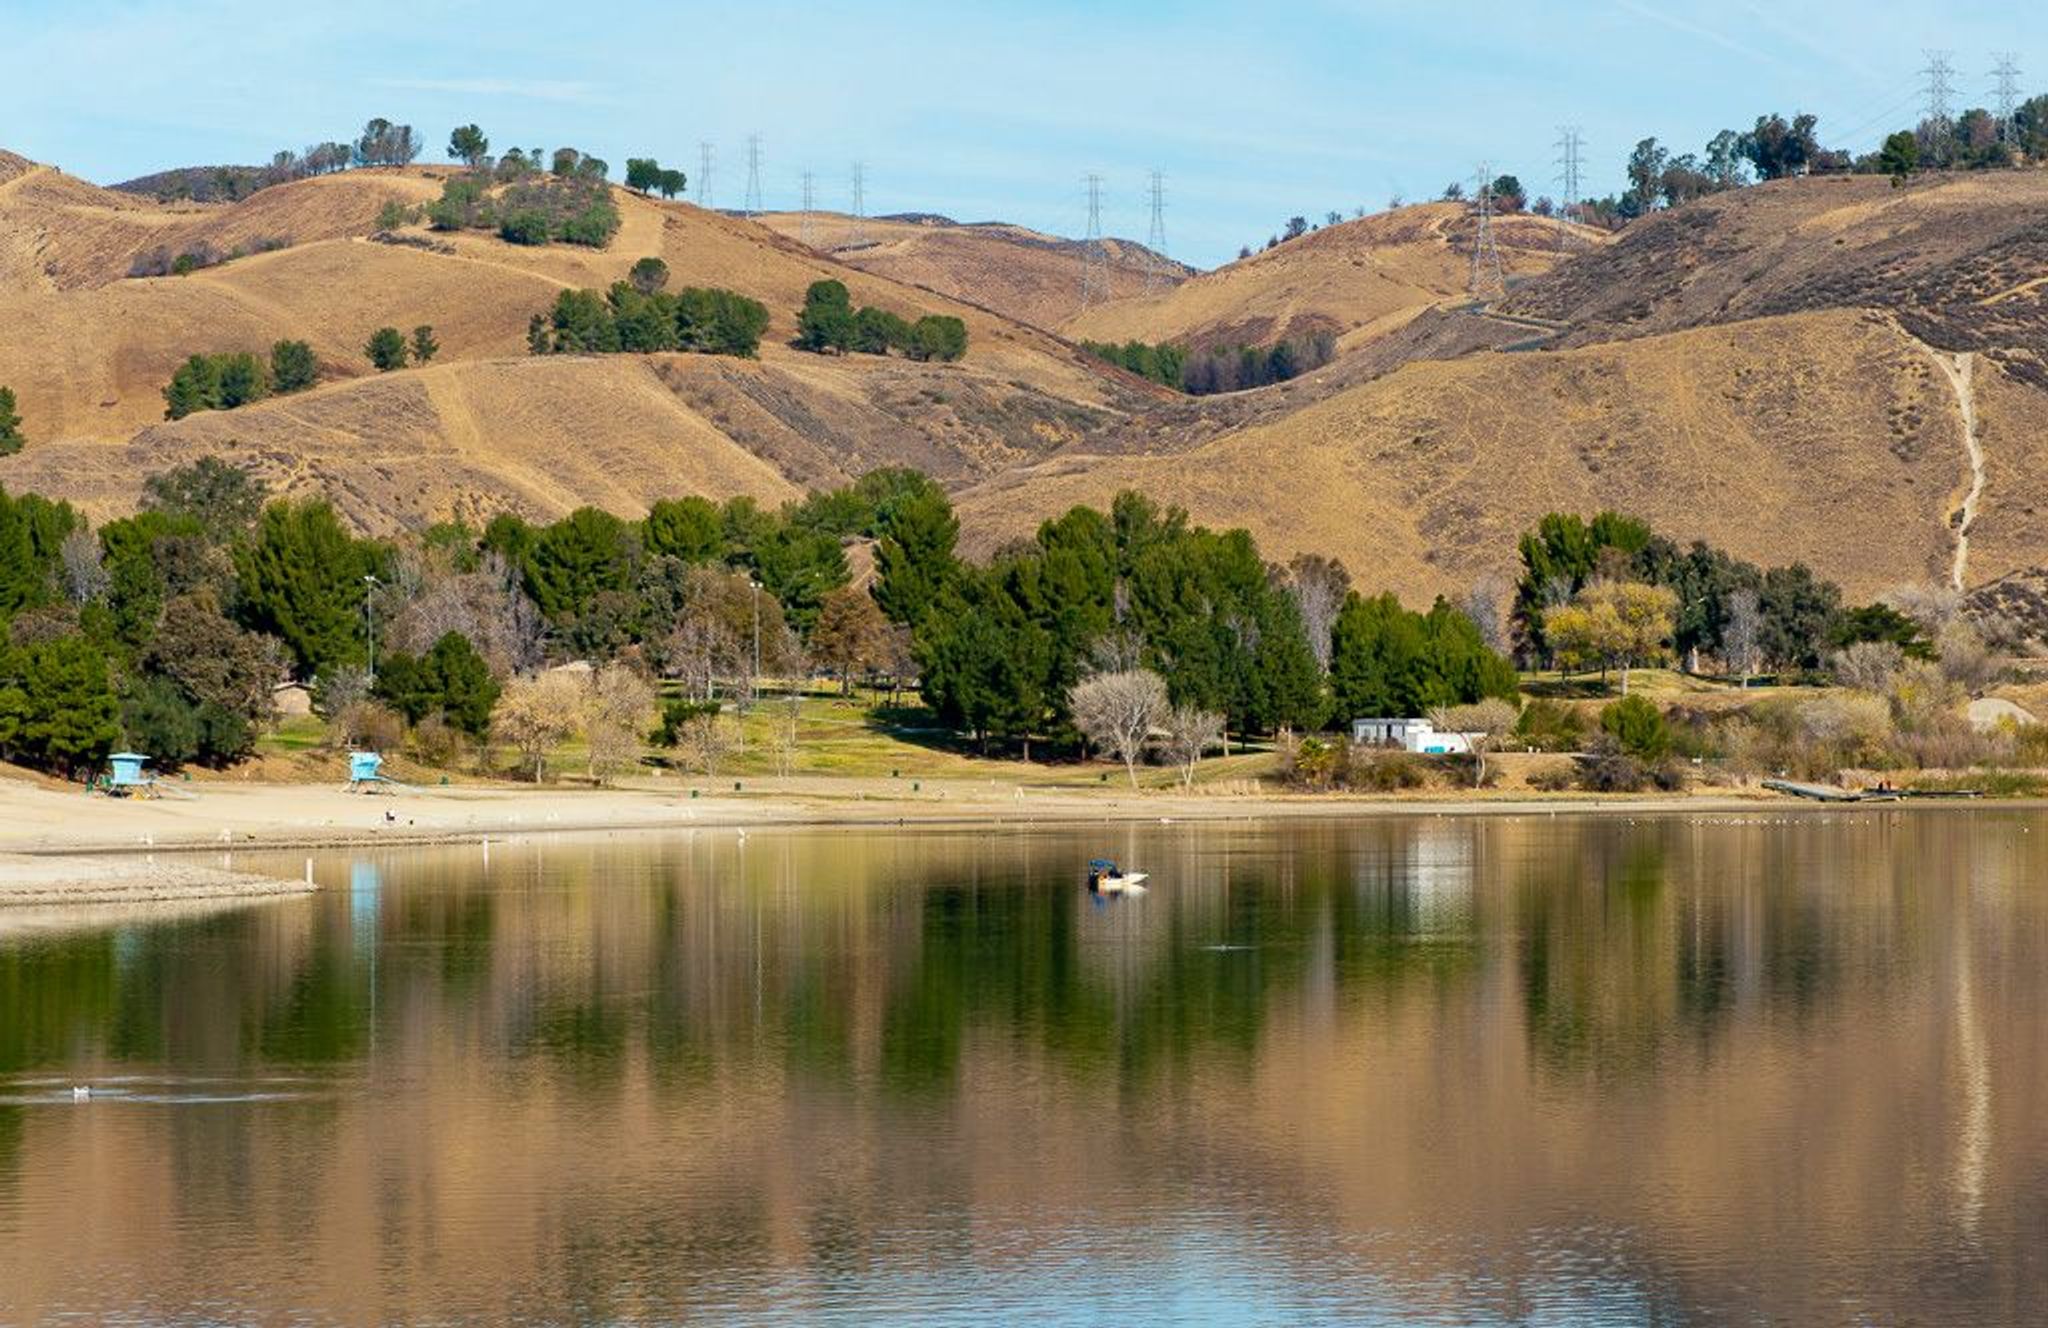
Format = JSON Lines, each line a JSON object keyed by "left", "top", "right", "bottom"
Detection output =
{"left": 959, "top": 310, "right": 1970, "bottom": 602}
{"left": 1060, "top": 203, "right": 1598, "bottom": 351}
{"left": 1502, "top": 171, "right": 2048, "bottom": 353}
{"left": 756, "top": 210, "right": 1187, "bottom": 331}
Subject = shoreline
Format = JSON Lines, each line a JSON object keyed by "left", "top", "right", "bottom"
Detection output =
{"left": 4, "top": 774, "right": 2037, "bottom": 872}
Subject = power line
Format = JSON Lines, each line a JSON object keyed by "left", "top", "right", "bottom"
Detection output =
{"left": 697, "top": 141, "right": 714, "bottom": 210}
{"left": 1144, "top": 170, "right": 1169, "bottom": 291}
{"left": 743, "top": 133, "right": 763, "bottom": 216}
{"left": 799, "top": 170, "right": 816, "bottom": 248}
{"left": 1554, "top": 125, "right": 1584, "bottom": 252}
{"left": 1468, "top": 163, "right": 1506, "bottom": 302}
{"left": 1079, "top": 173, "right": 1108, "bottom": 309}
{"left": 848, "top": 162, "right": 868, "bottom": 247}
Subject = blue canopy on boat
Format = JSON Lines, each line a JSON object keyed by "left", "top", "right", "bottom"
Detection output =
{"left": 1089, "top": 858, "right": 1118, "bottom": 870}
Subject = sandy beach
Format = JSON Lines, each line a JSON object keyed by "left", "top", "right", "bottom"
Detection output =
{"left": 0, "top": 767, "right": 1928, "bottom": 876}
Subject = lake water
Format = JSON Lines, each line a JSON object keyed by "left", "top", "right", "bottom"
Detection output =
{"left": 1, "top": 813, "right": 2045, "bottom": 1325}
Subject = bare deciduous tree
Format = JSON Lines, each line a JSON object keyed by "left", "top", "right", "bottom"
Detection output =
{"left": 492, "top": 672, "right": 585, "bottom": 781}
{"left": 1429, "top": 698, "right": 1520, "bottom": 787}
{"left": 1161, "top": 705, "right": 1225, "bottom": 787}
{"left": 1461, "top": 571, "right": 1511, "bottom": 655}
{"left": 584, "top": 663, "right": 655, "bottom": 785}
{"left": 1069, "top": 669, "right": 1169, "bottom": 787}
{"left": 59, "top": 529, "right": 107, "bottom": 605}
{"left": 676, "top": 707, "right": 738, "bottom": 777}
{"left": 1285, "top": 554, "right": 1351, "bottom": 674}
{"left": 1723, "top": 587, "right": 1763, "bottom": 687}
{"left": 1935, "top": 621, "right": 1999, "bottom": 697}
{"left": 1883, "top": 582, "right": 1962, "bottom": 636}
{"left": 1829, "top": 640, "right": 1904, "bottom": 693}
{"left": 771, "top": 693, "right": 804, "bottom": 775}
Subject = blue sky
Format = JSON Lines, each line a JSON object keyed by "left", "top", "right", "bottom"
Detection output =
{"left": 4, "top": 0, "right": 2043, "bottom": 267}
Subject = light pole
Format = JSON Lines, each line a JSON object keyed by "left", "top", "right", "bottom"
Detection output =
{"left": 363, "top": 574, "right": 381, "bottom": 685}
{"left": 749, "top": 577, "right": 762, "bottom": 707}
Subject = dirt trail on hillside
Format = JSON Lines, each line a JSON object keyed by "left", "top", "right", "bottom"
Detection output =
{"left": 1928, "top": 347, "right": 1985, "bottom": 591}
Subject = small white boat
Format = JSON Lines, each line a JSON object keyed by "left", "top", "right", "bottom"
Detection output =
{"left": 1087, "top": 860, "right": 1149, "bottom": 895}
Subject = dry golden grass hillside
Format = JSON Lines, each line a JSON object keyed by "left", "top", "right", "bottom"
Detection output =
{"left": 1503, "top": 170, "right": 2048, "bottom": 353}
{"left": 756, "top": 210, "right": 1186, "bottom": 331}
{"left": 0, "top": 340, "right": 1118, "bottom": 532}
{"left": 1060, "top": 203, "right": 1598, "bottom": 352}
{"left": 959, "top": 310, "right": 1978, "bottom": 602}
{"left": 0, "top": 154, "right": 1146, "bottom": 521}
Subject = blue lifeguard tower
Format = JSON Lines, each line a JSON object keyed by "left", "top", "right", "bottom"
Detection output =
{"left": 345, "top": 750, "right": 410, "bottom": 793}
{"left": 106, "top": 752, "right": 157, "bottom": 798}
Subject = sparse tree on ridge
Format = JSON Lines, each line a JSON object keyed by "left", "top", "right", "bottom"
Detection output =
{"left": 411, "top": 325, "right": 439, "bottom": 364}
{"left": 365, "top": 327, "right": 409, "bottom": 371}
{"left": 796, "top": 279, "right": 856, "bottom": 352}
{"left": 270, "top": 340, "right": 317, "bottom": 394}
{"left": 1879, "top": 130, "right": 1919, "bottom": 185}
{"left": 448, "top": 124, "right": 490, "bottom": 168}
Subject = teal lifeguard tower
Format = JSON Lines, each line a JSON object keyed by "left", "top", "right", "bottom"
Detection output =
{"left": 106, "top": 752, "right": 157, "bottom": 798}
{"left": 345, "top": 750, "right": 409, "bottom": 793}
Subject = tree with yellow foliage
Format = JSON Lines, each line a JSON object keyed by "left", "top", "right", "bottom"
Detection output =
{"left": 1544, "top": 580, "right": 1677, "bottom": 694}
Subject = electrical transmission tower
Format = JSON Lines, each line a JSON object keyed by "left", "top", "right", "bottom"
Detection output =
{"left": 1144, "top": 170, "right": 1169, "bottom": 290}
{"left": 851, "top": 162, "right": 867, "bottom": 246}
{"left": 743, "top": 133, "right": 764, "bottom": 215}
{"left": 1922, "top": 49, "right": 1956, "bottom": 135}
{"left": 799, "top": 170, "right": 817, "bottom": 248}
{"left": 1079, "top": 174, "right": 1108, "bottom": 308}
{"left": 1554, "top": 126, "right": 1584, "bottom": 252}
{"left": 1467, "top": 164, "right": 1506, "bottom": 301}
{"left": 1993, "top": 53, "right": 2023, "bottom": 145}
{"left": 697, "top": 141, "right": 714, "bottom": 209}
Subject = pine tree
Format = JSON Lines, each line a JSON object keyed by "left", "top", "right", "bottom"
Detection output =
{"left": 365, "top": 326, "right": 410, "bottom": 371}
{"left": 0, "top": 387, "right": 21, "bottom": 455}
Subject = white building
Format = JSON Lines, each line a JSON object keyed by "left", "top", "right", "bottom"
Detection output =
{"left": 1350, "top": 717, "right": 1473, "bottom": 755}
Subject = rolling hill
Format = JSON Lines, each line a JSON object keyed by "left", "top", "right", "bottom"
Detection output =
{"left": 0, "top": 154, "right": 1148, "bottom": 527}
{"left": 755, "top": 209, "right": 1187, "bottom": 332}
{"left": 1059, "top": 203, "right": 1601, "bottom": 352}
{"left": 4, "top": 147, "right": 2048, "bottom": 613}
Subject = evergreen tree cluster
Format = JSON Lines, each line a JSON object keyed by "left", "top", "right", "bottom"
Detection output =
{"left": 1085, "top": 333, "right": 1334, "bottom": 395}
{"left": 0, "top": 461, "right": 322, "bottom": 776}
{"left": 795, "top": 281, "right": 967, "bottom": 361}
{"left": 1513, "top": 510, "right": 1872, "bottom": 675}
{"left": 877, "top": 489, "right": 1514, "bottom": 753}
{"left": 162, "top": 341, "right": 319, "bottom": 420}
{"left": 1077, "top": 340, "right": 1186, "bottom": 388}
{"left": 623, "top": 157, "right": 688, "bottom": 198}
{"left": 528, "top": 281, "right": 770, "bottom": 358}
{"left": 425, "top": 149, "right": 620, "bottom": 248}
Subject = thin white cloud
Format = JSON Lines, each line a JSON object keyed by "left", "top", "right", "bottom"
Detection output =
{"left": 374, "top": 77, "right": 602, "bottom": 104}
{"left": 1611, "top": 0, "right": 1786, "bottom": 68}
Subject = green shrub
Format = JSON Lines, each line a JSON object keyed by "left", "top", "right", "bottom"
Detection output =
{"left": 162, "top": 352, "right": 270, "bottom": 420}
{"left": 1515, "top": 697, "right": 1584, "bottom": 752}
{"left": 1349, "top": 746, "right": 1429, "bottom": 791}
{"left": 498, "top": 208, "right": 552, "bottom": 245}
{"left": 1600, "top": 694, "right": 1670, "bottom": 761}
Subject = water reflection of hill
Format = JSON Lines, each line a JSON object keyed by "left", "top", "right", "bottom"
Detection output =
{"left": 0, "top": 815, "right": 2044, "bottom": 1323}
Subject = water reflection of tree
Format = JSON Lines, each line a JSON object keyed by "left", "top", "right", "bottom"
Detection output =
{"left": 1515, "top": 820, "right": 1874, "bottom": 1076}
